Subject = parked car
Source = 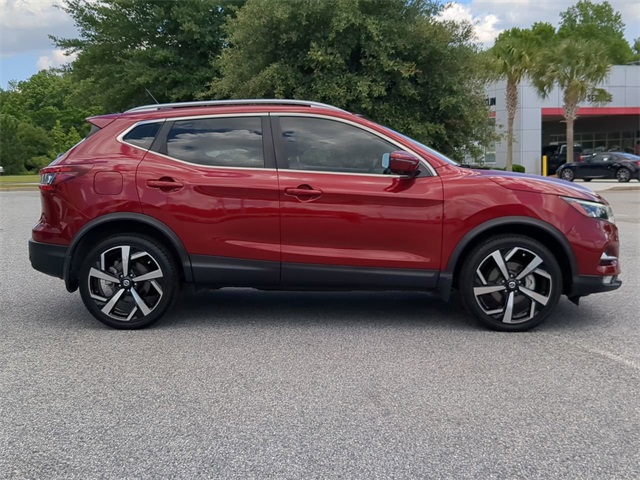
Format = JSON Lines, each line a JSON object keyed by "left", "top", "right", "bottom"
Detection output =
{"left": 543, "top": 144, "right": 584, "bottom": 174}
{"left": 0, "top": 165, "right": 4, "bottom": 175}
{"left": 557, "top": 152, "right": 640, "bottom": 182}
{"left": 29, "top": 99, "right": 621, "bottom": 331}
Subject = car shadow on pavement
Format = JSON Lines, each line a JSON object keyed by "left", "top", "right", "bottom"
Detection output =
{"left": 158, "top": 289, "right": 478, "bottom": 331}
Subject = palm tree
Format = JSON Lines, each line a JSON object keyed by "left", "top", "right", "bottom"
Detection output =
{"left": 532, "top": 38, "right": 612, "bottom": 164}
{"left": 485, "top": 29, "right": 534, "bottom": 172}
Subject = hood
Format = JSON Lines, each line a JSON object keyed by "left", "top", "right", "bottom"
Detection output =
{"left": 475, "top": 170, "right": 604, "bottom": 203}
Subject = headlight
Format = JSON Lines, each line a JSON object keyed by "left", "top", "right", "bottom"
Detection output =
{"left": 562, "top": 197, "right": 615, "bottom": 224}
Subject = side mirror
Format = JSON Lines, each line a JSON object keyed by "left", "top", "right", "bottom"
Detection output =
{"left": 386, "top": 151, "right": 421, "bottom": 177}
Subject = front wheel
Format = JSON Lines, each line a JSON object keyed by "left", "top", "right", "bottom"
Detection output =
{"left": 78, "top": 235, "right": 179, "bottom": 329}
{"left": 616, "top": 167, "right": 631, "bottom": 183}
{"left": 459, "top": 236, "right": 562, "bottom": 332}
{"left": 560, "top": 168, "right": 574, "bottom": 182}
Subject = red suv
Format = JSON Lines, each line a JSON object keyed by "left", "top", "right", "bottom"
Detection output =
{"left": 29, "top": 99, "right": 621, "bottom": 331}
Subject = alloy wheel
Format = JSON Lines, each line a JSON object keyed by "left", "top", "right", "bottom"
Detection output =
{"left": 87, "top": 245, "right": 165, "bottom": 322}
{"left": 560, "top": 169, "right": 574, "bottom": 181}
{"left": 616, "top": 168, "right": 630, "bottom": 182}
{"left": 472, "top": 247, "right": 553, "bottom": 324}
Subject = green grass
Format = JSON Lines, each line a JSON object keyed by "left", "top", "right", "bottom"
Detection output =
{"left": 0, "top": 174, "right": 40, "bottom": 184}
{"left": 0, "top": 174, "right": 40, "bottom": 190}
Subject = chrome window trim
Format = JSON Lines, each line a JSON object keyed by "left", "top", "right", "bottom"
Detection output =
{"left": 117, "top": 112, "right": 439, "bottom": 177}
{"left": 271, "top": 112, "right": 438, "bottom": 177}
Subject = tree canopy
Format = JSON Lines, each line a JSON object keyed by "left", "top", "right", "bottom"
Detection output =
{"left": 53, "top": 0, "right": 243, "bottom": 112}
{"left": 210, "top": 0, "right": 492, "bottom": 158}
{"left": 0, "top": 71, "right": 90, "bottom": 174}
{"left": 559, "top": 0, "right": 634, "bottom": 64}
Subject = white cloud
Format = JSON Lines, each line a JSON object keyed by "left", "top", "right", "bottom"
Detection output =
{"left": 37, "top": 48, "right": 76, "bottom": 70}
{"left": 440, "top": 0, "right": 639, "bottom": 48}
{"left": 437, "top": 3, "right": 502, "bottom": 46}
{"left": 0, "top": 0, "right": 77, "bottom": 56}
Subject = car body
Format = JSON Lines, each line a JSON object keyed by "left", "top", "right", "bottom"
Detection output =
{"left": 557, "top": 152, "right": 640, "bottom": 183}
{"left": 29, "top": 99, "right": 621, "bottom": 331}
{"left": 543, "top": 144, "right": 584, "bottom": 175}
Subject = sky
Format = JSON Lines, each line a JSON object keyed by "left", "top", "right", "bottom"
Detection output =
{"left": 1, "top": 0, "right": 639, "bottom": 89}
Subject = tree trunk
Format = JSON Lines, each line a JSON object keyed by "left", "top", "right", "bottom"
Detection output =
{"left": 506, "top": 79, "right": 517, "bottom": 172}
{"left": 563, "top": 90, "right": 579, "bottom": 164}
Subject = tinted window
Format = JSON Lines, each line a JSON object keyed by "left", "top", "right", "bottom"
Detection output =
{"left": 279, "top": 117, "right": 397, "bottom": 174}
{"left": 123, "top": 123, "right": 161, "bottom": 150}
{"left": 166, "top": 117, "right": 263, "bottom": 168}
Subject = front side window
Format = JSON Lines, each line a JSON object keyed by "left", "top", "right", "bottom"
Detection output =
{"left": 166, "top": 117, "right": 264, "bottom": 168}
{"left": 279, "top": 117, "right": 397, "bottom": 174}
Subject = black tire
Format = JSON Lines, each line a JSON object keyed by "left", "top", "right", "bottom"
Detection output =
{"left": 459, "top": 235, "right": 562, "bottom": 332}
{"left": 583, "top": 178, "right": 592, "bottom": 182}
{"left": 616, "top": 167, "right": 631, "bottom": 183}
{"left": 559, "top": 168, "right": 574, "bottom": 182}
{"left": 78, "top": 234, "right": 179, "bottom": 329}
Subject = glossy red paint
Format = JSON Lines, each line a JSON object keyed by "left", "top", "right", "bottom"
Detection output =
{"left": 136, "top": 151, "right": 281, "bottom": 262}
{"left": 31, "top": 102, "right": 620, "bottom": 295}
{"left": 278, "top": 170, "right": 443, "bottom": 269}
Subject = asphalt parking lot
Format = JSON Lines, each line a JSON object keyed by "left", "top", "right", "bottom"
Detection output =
{"left": 1, "top": 189, "right": 639, "bottom": 479}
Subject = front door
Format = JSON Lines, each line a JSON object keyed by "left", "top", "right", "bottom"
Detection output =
{"left": 272, "top": 114, "right": 444, "bottom": 289}
{"left": 136, "top": 115, "right": 280, "bottom": 286}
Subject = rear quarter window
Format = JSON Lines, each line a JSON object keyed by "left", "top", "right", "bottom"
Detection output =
{"left": 122, "top": 123, "right": 162, "bottom": 150}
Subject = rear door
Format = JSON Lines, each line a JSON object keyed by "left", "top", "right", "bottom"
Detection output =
{"left": 272, "top": 114, "right": 444, "bottom": 289}
{"left": 135, "top": 114, "right": 281, "bottom": 286}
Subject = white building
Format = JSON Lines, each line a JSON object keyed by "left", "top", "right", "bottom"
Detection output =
{"left": 483, "top": 65, "right": 640, "bottom": 174}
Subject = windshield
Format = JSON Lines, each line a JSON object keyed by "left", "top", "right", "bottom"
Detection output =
{"left": 384, "top": 127, "right": 460, "bottom": 166}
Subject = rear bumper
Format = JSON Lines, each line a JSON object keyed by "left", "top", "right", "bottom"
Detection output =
{"left": 570, "top": 275, "right": 622, "bottom": 297}
{"left": 29, "top": 240, "right": 66, "bottom": 279}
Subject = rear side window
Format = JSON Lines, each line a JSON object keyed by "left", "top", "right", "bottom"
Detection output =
{"left": 166, "top": 117, "right": 264, "bottom": 168}
{"left": 123, "top": 123, "right": 161, "bottom": 150}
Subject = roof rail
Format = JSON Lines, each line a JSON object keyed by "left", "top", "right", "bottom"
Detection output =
{"left": 125, "top": 99, "right": 348, "bottom": 114}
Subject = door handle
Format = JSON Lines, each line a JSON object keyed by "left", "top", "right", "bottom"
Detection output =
{"left": 284, "top": 186, "right": 323, "bottom": 197}
{"left": 147, "top": 178, "right": 184, "bottom": 189}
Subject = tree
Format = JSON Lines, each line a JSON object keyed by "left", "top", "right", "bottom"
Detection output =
{"left": 0, "top": 115, "right": 52, "bottom": 174}
{"left": 484, "top": 25, "right": 552, "bottom": 171}
{"left": 532, "top": 38, "right": 612, "bottom": 164}
{"left": 632, "top": 38, "right": 640, "bottom": 61}
{"left": 209, "top": 0, "right": 493, "bottom": 158}
{"left": 49, "top": 121, "right": 82, "bottom": 158}
{"left": 54, "top": 0, "right": 243, "bottom": 112}
{"left": 559, "top": 0, "right": 633, "bottom": 65}
{"left": 0, "top": 70, "right": 94, "bottom": 133}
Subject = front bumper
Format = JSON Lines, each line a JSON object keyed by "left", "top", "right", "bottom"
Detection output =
{"left": 29, "top": 240, "right": 66, "bottom": 279}
{"left": 570, "top": 274, "right": 622, "bottom": 297}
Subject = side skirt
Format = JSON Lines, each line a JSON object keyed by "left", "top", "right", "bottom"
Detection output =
{"left": 191, "top": 255, "right": 439, "bottom": 291}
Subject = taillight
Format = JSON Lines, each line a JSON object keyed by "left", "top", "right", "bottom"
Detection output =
{"left": 39, "top": 165, "right": 92, "bottom": 192}
{"left": 636, "top": 161, "right": 640, "bottom": 166}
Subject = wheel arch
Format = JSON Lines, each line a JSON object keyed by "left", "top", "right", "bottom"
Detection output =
{"left": 437, "top": 217, "right": 577, "bottom": 301}
{"left": 64, "top": 213, "right": 192, "bottom": 292}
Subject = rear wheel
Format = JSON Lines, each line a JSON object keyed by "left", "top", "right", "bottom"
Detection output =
{"left": 459, "top": 236, "right": 562, "bottom": 332}
{"left": 560, "top": 168, "right": 574, "bottom": 182}
{"left": 78, "top": 235, "right": 178, "bottom": 329}
{"left": 616, "top": 167, "right": 631, "bottom": 183}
